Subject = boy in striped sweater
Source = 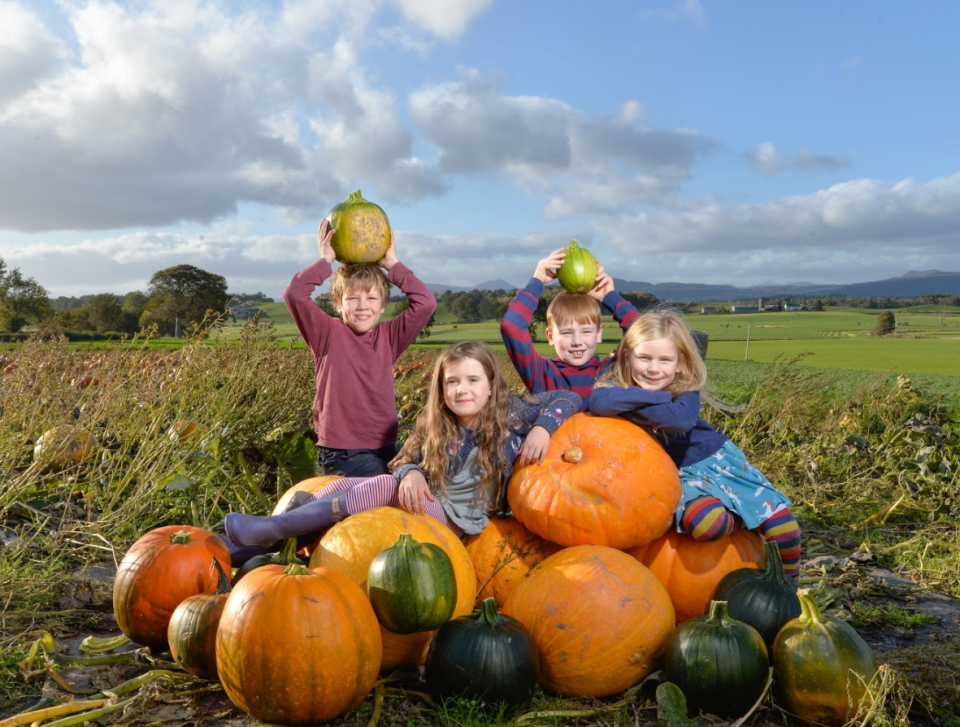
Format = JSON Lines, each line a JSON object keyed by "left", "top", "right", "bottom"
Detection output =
{"left": 500, "top": 246, "right": 641, "bottom": 410}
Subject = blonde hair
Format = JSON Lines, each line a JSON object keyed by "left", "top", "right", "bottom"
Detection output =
{"left": 328, "top": 263, "right": 390, "bottom": 307}
{"left": 391, "top": 342, "right": 512, "bottom": 507}
{"left": 546, "top": 293, "right": 601, "bottom": 329}
{"left": 597, "top": 308, "right": 707, "bottom": 395}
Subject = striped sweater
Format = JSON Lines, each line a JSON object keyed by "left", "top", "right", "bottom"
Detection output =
{"left": 499, "top": 278, "right": 640, "bottom": 409}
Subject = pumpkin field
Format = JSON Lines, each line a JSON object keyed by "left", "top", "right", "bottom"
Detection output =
{"left": 1, "top": 319, "right": 958, "bottom": 727}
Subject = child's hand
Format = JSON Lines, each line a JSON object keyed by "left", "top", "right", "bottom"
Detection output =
{"left": 398, "top": 469, "right": 435, "bottom": 515}
{"left": 587, "top": 263, "right": 614, "bottom": 301}
{"left": 379, "top": 231, "right": 398, "bottom": 271}
{"left": 318, "top": 219, "right": 336, "bottom": 263}
{"left": 533, "top": 248, "right": 567, "bottom": 284}
{"left": 517, "top": 425, "right": 551, "bottom": 466}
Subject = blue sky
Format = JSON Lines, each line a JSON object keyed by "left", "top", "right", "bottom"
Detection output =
{"left": 1, "top": 0, "right": 959, "bottom": 298}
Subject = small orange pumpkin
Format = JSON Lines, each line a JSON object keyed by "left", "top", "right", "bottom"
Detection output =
{"left": 113, "top": 526, "right": 230, "bottom": 649}
{"left": 625, "top": 529, "right": 766, "bottom": 623}
{"left": 508, "top": 413, "right": 681, "bottom": 549}
{"left": 465, "top": 515, "right": 562, "bottom": 608}
{"left": 502, "top": 545, "right": 675, "bottom": 697}
{"left": 310, "top": 507, "right": 477, "bottom": 670}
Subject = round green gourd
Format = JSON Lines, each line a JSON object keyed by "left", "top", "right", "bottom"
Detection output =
{"left": 367, "top": 533, "right": 458, "bottom": 634}
{"left": 664, "top": 600, "right": 769, "bottom": 718}
{"left": 772, "top": 590, "right": 878, "bottom": 726}
{"left": 709, "top": 539, "right": 801, "bottom": 651}
{"left": 425, "top": 597, "right": 540, "bottom": 708}
{"left": 325, "top": 189, "right": 391, "bottom": 264}
{"left": 231, "top": 537, "right": 306, "bottom": 585}
{"left": 556, "top": 240, "right": 597, "bottom": 293}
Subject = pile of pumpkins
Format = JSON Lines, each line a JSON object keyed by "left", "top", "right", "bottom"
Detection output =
{"left": 111, "top": 414, "right": 878, "bottom": 725}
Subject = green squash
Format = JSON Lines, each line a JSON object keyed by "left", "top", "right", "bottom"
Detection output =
{"left": 367, "top": 533, "right": 457, "bottom": 634}
{"left": 425, "top": 597, "right": 540, "bottom": 708}
{"left": 664, "top": 600, "right": 769, "bottom": 718}
{"left": 231, "top": 537, "right": 306, "bottom": 585}
{"left": 772, "top": 590, "right": 878, "bottom": 726}
{"left": 325, "top": 189, "right": 391, "bottom": 264}
{"left": 556, "top": 240, "right": 597, "bottom": 293}
{"left": 167, "top": 558, "right": 232, "bottom": 681}
{"left": 709, "top": 539, "right": 801, "bottom": 650}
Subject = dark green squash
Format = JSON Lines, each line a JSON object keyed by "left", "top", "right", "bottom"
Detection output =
{"left": 556, "top": 240, "right": 597, "bottom": 293}
{"left": 167, "top": 558, "right": 232, "bottom": 681}
{"left": 231, "top": 537, "right": 306, "bottom": 585}
{"left": 664, "top": 600, "right": 769, "bottom": 718}
{"left": 425, "top": 597, "right": 540, "bottom": 708}
{"left": 367, "top": 533, "right": 457, "bottom": 634}
{"left": 772, "top": 590, "right": 878, "bottom": 726}
{"left": 709, "top": 539, "right": 801, "bottom": 650}
{"left": 325, "top": 189, "right": 391, "bottom": 264}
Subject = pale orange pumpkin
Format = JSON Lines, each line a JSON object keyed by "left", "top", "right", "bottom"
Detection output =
{"left": 309, "top": 507, "right": 477, "bottom": 670}
{"left": 465, "top": 515, "right": 562, "bottom": 608}
{"left": 508, "top": 413, "right": 681, "bottom": 549}
{"left": 502, "top": 545, "right": 675, "bottom": 697}
{"left": 625, "top": 529, "right": 766, "bottom": 623}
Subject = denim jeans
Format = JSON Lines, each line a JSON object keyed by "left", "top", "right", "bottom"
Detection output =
{"left": 317, "top": 444, "right": 398, "bottom": 478}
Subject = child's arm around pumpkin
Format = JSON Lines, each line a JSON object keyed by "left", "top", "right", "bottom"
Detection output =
{"left": 510, "top": 389, "right": 582, "bottom": 466}
{"left": 588, "top": 386, "right": 701, "bottom": 433}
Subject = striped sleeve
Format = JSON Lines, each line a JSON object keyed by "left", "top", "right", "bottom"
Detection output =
{"left": 500, "top": 278, "right": 548, "bottom": 393}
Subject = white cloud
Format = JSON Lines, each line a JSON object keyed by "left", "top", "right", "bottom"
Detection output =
{"left": 392, "top": 0, "right": 496, "bottom": 40}
{"left": 0, "top": 1, "right": 67, "bottom": 103}
{"left": 748, "top": 141, "right": 782, "bottom": 174}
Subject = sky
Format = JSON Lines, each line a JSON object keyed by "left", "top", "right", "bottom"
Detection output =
{"left": 2, "top": 0, "right": 960, "bottom": 299}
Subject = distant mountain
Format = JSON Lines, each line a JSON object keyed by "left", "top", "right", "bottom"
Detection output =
{"left": 471, "top": 278, "right": 517, "bottom": 291}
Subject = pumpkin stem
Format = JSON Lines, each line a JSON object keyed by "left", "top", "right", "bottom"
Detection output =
{"left": 762, "top": 540, "right": 795, "bottom": 588}
{"left": 567, "top": 239, "right": 580, "bottom": 250}
{"left": 211, "top": 558, "right": 232, "bottom": 595}
{"left": 394, "top": 533, "right": 416, "bottom": 549}
{"left": 347, "top": 190, "right": 365, "bottom": 203}
{"left": 705, "top": 600, "right": 731, "bottom": 622}
{"left": 170, "top": 529, "right": 193, "bottom": 545}
{"left": 478, "top": 597, "right": 500, "bottom": 625}
{"left": 284, "top": 563, "right": 312, "bottom": 577}
{"left": 561, "top": 447, "right": 583, "bottom": 464}
{"left": 797, "top": 591, "right": 825, "bottom": 625}
{"left": 274, "top": 537, "right": 301, "bottom": 566}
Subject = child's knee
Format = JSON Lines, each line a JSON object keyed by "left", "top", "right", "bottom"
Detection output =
{"left": 681, "top": 497, "right": 738, "bottom": 541}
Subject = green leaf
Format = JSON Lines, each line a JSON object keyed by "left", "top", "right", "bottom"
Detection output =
{"left": 656, "top": 682, "right": 708, "bottom": 727}
{"left": 161, "top": 474, "right": 196, "bottom": 492}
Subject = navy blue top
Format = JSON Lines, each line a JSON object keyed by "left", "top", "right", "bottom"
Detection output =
{"left": 588, "top": 387, "right": 728, "bottom": 469}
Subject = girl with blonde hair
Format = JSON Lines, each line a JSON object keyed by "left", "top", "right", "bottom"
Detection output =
{"left": 591, "top": 309, "right": 801, "bottom": 577}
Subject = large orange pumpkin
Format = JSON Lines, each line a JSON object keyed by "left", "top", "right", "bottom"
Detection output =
{"left": 508, "top": 413, "right": 681, "bottom": 549}
{"left": 309, "top": 507, "right": 477, "bottom": 670}
{"left": 465, "top": 515, "right": 562, "bottom": 608}
{"left": 113, "top": 526, "right": 230, "bottom": 649}
{"left": 625, "top": 529, "right": 766, "bottom": 623}
{"left": 216, "top": 563, "right": 382, "bottom": 724}
{"left": 502, "top": 545, "right": 675, "bottom": 697}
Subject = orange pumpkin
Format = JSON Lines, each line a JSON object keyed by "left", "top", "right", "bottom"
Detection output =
{"left": 310, "top": 507, "right": 477, "bottom": 670}
{"left": 34, "top": 425, "right": 99, "bottom": 470}
{"left": 216, "top": 563, "right": 381, "bottom": 724}
{"left": 625, "top": 529, "right": 766, "bottom": 623}
{"left": 502, "top": 545, "right": 675, "bottom": 697}
{"left": 465, "top": 515, "right": 562, "bottom": 608}
{"left": 113, "top": 526, "right": 230, "bottom": 649}
{"left": 508, "top": 413, "right": 681, "bottom": 549}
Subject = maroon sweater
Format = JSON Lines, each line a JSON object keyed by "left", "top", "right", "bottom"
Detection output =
{"left": 283, "top": 259, "right": 436, "bottom": 450}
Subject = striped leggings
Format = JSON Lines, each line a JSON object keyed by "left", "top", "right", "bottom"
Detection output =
{"left": 310, "top": 474, "right": 463, "bottom": 537}
{"left": 681, "top": 496, "right": 802, "bottom": 578}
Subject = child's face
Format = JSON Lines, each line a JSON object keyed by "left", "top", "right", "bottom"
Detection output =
{"left": 442, "top": 357, "right": 491, "bottom": 430}
{"left": 629, "top": 337, "right": 680, "bottom": 391}
{"left": 335, "top": 286, "right": 384, "bottom": 335}
{"left": 545, "top": 319, "right": 603, "bottom": 367}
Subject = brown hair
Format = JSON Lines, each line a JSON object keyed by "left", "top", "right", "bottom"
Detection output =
{"left": 546, "top": 292, "right": 602, "bottom": 330}
{"left": 328, "top": 263, "right": 390, "bottom": 307}
{"left": 597, "top": 308, "right": 707, "bottom": 395}
{"left": 391, "top": 342, "right": 512, "bottom": 508}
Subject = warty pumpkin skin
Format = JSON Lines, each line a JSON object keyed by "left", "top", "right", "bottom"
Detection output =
{"left": 625, "top": 528, "right": 765, "bottom": 623}
{"left": 113, "top": 526, "right": 230, "bottom": 649}
{"left": 310, "top": 507, "right": 477, "bottom": 670}
{"left": 464, "top": 515, "right": 562, "bottom": 608}
{"left": 502, "top": 544, "right": 675, "bottom": 697}
{"left": 216, "top": 563, "right": 382, "bottom": 725}
{"left": 167, "top": 558, "right": 232, "bottom": 681}
{"left": 325, "top": 190, "right": 391, "bottom": 264}
{"left": 508, "top": 413, "right": 681, "bottom": 549}
{"left": 772, "top": 591, "right": 878, "bottom": 726}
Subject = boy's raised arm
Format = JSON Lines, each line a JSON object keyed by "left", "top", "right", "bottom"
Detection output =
{"left": 382, "top": 232, "right": 437, "bottom": 354}
{"left": 282, "top": 220, "right": 338, "bottom": 350}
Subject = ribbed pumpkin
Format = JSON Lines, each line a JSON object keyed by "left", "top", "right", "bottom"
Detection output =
{"left": 113, "top": 526, "right": 230, "bottom": 649}
{"left": 368, "top": 533, "right": 458, "bottom": 634}
{"left": 556, "top": 240, "right": 597, "bottom": 293}
{"left": 310, "top": 507, "right": 477, "bottom": 669}
{"left": 772, "top": 590, "right": 878, "bottom": 726}
{"left": 508, "top": 413, "right": 681, "bottom": 549}
{"left": 271, "top": 475, "right": 344, "bottom": 555}
{"left": 325, "top": 190, "right": 391, "bottom": 264}
{"left": 625, "top": 528, "right": 765, "bottom": 623}
{"left": 167, "top": 558, "right": 232, "bottom": 681}
{"left": 664, "top": 600, "right": 770, "bottom": 718}
{"left": 216, "top": 563, "right": 382, "bottom": 725}
{"left": 465, "top": 515, "right": 562, "bottom": 608}
{"left": 502, "top": 545, "right": 675, "bottom": 697}
{"left": 425, "top": 597, "right": 540, "bottom": 708}
{"left": 709, "top": 539, "right": 801, "bottom": 650}
{"left": 34, "top": 425, "right": 98, "bottom": 470}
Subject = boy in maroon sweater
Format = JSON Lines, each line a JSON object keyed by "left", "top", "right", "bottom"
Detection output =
{"left": 283, "top": 220, "right": 436, "bottom": 477}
